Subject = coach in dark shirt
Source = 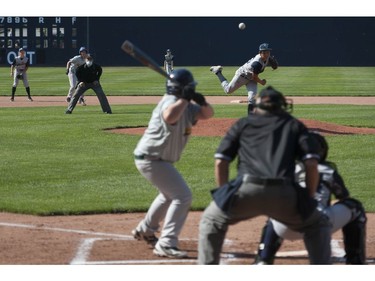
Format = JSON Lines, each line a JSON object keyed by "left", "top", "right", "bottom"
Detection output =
{"left": 65, "top": 54, "right": 112, "bottom": 114}
{"left": 198, "top": 86, "right": 332, "bottom": 264}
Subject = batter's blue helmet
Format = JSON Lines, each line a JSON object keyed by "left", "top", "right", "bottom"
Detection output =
{"left": 166, "top": 69, "right": 197, "bottom": 96}
{"left": 259, "top": 43, "right": 272, "bottom": 51}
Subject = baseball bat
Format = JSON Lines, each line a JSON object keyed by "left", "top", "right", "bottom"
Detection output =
{"left": 121, "top": 40, "right": 170, "bottom": 80}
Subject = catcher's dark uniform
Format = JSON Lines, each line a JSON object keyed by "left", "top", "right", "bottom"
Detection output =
{"left": 66, "top": 60, "right": 112, "bottom": 114}
{"left": 198, "top": 99, "right": 332, "bottom": 264}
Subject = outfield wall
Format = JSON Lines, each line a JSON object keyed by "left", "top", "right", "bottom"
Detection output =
{"left": 1, "top": 17, "right": 374, "bottom": 66}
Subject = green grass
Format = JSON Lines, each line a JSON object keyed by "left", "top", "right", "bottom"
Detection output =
{"left": 1, "top": 66, "right": 375, "bottom": 96}
{"left": 0, "top": 103, "right": 374, "bottom": 215}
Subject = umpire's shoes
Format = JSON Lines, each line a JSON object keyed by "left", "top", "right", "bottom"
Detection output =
{"left": 132, "top": 229, "right": 158, "bottom": 247}
{"left": 153, "top": 243, "right": 188, "bottom": 259}
{"left": 65, "top": 110, "right": 72, "bottom": 114}
{"left": 210, "top": 65, "right": 223, "bottom": 74}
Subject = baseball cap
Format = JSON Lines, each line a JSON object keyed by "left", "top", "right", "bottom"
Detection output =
{"left": 79, "top": 46, "right": 88, "bottom": 53}
{"left": 259, "top": 43, "right": 272, "bottom": 51}
{"left": 19, "top": 47, "right": 25, "bottom": 52}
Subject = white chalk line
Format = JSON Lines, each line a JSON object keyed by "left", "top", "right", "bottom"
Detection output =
{"left": 2, "top": 221, "right": 372, "bottom": 264}
{"left": 0, "top": 221, "right": 133, "bottom": 239}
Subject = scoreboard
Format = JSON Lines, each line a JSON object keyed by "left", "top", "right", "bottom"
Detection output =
{"left": 0, "top": 17, "right": 87, "bottom": 65}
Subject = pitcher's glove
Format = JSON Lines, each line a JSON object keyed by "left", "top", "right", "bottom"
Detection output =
{"left": 16, "top": 73, "right": 24, "bottom": 80}
{"left": 268, "top": 56, "right": 279, "bottom": 70}
{"left": 192, "top": 92, "right": 208, "bottom": 106}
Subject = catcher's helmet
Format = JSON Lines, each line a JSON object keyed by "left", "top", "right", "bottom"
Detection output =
{"left": 255, "top": 86, "right": 292, "bottom": 112}
{"left": 259, "top": 43, "right": 272, "bottom": 51}
{"left": 166, "top": 69, "right": 197, "bottom": 96}
{"left": 309, "top": 132, "right": 328, "bottom": 162}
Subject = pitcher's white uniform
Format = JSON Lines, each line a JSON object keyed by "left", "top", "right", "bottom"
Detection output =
{"left": 223, "top": 54, "right": 269, "bottom": 104}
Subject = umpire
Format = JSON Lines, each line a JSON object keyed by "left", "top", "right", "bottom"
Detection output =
{"left": 198, "top": 86, "right": 332, "bottom": 264}
{"left": 65, "top": 54, "right": 112, "bottom": 114}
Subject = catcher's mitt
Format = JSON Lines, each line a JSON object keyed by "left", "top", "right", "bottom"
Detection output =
{"left": 268, "top": 56, "right": 279, "bottom": 70}
{"left": 16, "top": 73, "right": 24, "bottom": 80}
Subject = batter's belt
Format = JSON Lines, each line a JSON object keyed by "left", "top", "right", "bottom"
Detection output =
{"left": 134, "top": 154, "right": 161, "bottom": 161}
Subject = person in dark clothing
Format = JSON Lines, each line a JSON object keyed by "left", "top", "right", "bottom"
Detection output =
{"left": 65, "top": 54, "right": 112, "bottom": 114}
{"left": 198, "top": 86, "right": 332, "bottom": 265}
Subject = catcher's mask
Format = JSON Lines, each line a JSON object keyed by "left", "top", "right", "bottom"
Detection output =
{"left": 166, "top": 68, "right": 197, "bottom": 96}
{"left": 309, "top": 131, "right": 328, "bottom": 162}
{"left": 255, "top": 86, "right": 293, "bottom": 113}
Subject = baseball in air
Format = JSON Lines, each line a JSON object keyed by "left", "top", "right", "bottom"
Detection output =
{"left": 238, "top": 22, "right": 246, "bottom": 30}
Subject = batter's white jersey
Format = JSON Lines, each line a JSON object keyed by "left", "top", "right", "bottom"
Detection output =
{"left": 134, "top": 94, "right": 200, "bottom": 163}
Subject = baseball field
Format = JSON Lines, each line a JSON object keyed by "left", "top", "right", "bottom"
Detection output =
{"left": 0, "top": 66, "right": 375, "bottom": 270}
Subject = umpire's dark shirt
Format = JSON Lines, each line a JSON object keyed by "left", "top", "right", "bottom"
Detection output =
{"left": 76, "top": 63, "right": 102, "bottom": 83}
{"left": 215, "top": 111, "right": 320, "bottom": 180}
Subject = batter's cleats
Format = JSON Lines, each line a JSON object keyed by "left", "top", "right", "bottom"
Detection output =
{"left": 10, "top": 98, "right": 14, "bottom": 102}
{"left": 28, "top": 97, "right": 33, "bottom": 102}
{"left": 132, "top": 229, "right": 158, "bottom": 246}
{"left": 153, "top": 243, "right": 188, "bottom": 258}
{"left": 210, "top": 65, "right": 223, "bottom": 74}
{"left": 65, "top": 110, "right": 72, "bottom": 114}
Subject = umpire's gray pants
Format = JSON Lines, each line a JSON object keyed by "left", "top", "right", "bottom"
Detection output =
{"left": 67, "top": 82, "right": 111, "bottom": 113}
{"left": 198, "top": 179, "right": 332, "bottom": 264}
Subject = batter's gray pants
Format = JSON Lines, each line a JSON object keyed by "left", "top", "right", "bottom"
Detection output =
{"left": 134, "top": 159, "right": 192, "bottom": 248}
{"left": 198, "top": 178, "right": 332, "bottom": 264}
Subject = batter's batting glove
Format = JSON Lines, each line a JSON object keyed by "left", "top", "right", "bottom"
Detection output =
{"left": 192, "top": 92, "right": 208, "bottom": 106}
{"left": 269, "top": 56, "right": 279, "bottom": 70}
{"left": 181, "top": 85, "right": 195, "bottom": 102}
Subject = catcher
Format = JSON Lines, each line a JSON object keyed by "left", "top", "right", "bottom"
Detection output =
{"left": 10, "top": 48, "right": 33, "bottom": 102}
{"left": 255, "top": 132, "right": 367, "bottom": 265}
{"left": 210, "top": 43, "right": 278, "bottom": 114}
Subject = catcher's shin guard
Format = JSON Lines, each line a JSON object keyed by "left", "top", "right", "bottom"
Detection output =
{"left": 339, "top": 198, "right": 367, "bottom": 264}
{"left": 254, "top": 219, "right": 283, "bottom": 264}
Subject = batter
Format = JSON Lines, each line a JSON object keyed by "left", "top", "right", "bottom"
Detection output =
{"left": 132, "top": 68, "right": 214, "bottom": 258}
